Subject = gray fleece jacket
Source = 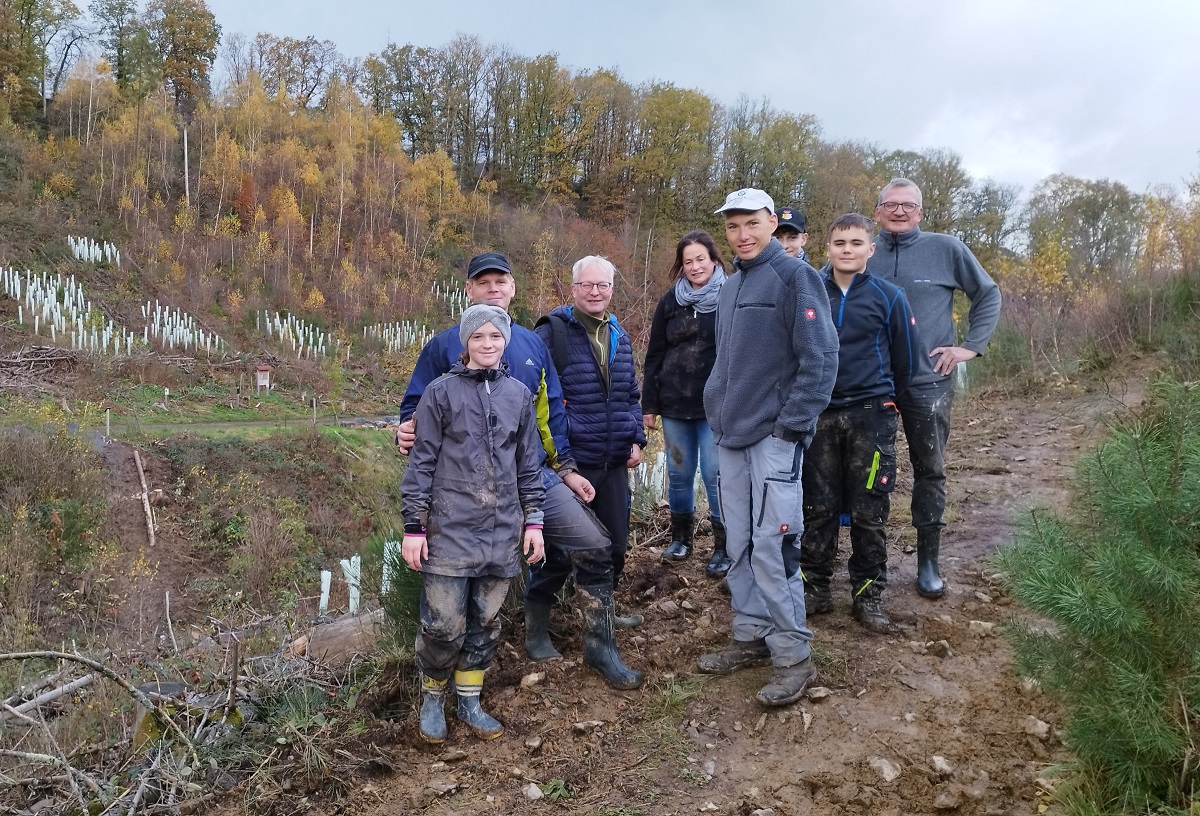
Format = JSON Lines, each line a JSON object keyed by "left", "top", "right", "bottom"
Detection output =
{"left": 868, "top": 227, "right": 1001, "bottom": 387}
{"left": 703, "top": 239, "right": 839, "bottom": 450}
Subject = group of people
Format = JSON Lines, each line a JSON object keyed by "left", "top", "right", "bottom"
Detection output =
{"left": 394, "top": 177, "right": 1001, "bottom": 742}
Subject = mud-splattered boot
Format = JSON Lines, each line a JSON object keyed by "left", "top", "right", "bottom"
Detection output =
{"left": 579, "top": 585, "right": 644, "bottom": 690}
{"left": 697, "top": 638, "right": 771, "bottom": 674}
{"left": 917, "top": 528, "right": 946, "bottom": 599}
{"left": 454, "top": 670, "right": 504, "bottom": 740}
{"left": 418, "top": 674, "right": 448, "bottom": 744}
{"left": 662, "top": 512, "right": 694, "bottom": 562}
{"left": 524, "top": 599, "right": 562, "bottom": 662}
{"left": 705, "top": 518, "right": 733, "bottom": 579}
{"left": 755, "top": 658, "right": 816, "bottom": 707}
{"left": 852, "top": 584, "right": 895, "bottom": 635}
{"left": 804, "top": 583, "right": 835, "bottom": 616}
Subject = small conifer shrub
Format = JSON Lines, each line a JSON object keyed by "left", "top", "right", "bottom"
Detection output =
{"left": 997, "top": 378, "right": 1200, "bottom": 813}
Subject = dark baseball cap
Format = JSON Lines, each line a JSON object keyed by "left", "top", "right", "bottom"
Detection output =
{"left": 774, "top": 207, "right": 807, "bottom": 233}
{"left": 466, "top": 252, "right": 513, "bottom": 279}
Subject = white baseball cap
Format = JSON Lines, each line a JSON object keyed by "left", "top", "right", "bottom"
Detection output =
{"left": 714, "top": 188, "right": 775, "bottom": 215}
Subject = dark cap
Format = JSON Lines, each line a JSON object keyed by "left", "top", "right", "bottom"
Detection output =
{"left": 466, "top": 252, "right": 513, "bottom": 279}
{"left": 774, "top": 207, "right": 807, "bottom": 234}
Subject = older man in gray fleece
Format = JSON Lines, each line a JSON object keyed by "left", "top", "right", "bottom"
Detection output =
{"left": 867, "top": 177, "right": 1001, "bottom": 600}
{"left": 697, "top": 188, "right": 839, "bottom": 707}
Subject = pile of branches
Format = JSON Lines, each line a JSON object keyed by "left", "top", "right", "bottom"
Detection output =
{"left": 0, "top": 619, "right": 398, "bottom": 815}
{"left": 0, "top": 346, "right": 78, "bottom": 392}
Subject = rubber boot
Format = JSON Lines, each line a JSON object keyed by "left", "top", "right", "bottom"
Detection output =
{"left": 916, "top": 528, "right": 946, "bottom": 599}
{"left": 852, "top": 583, "right": 894, "bottom": 634}
{"left": 454, "top": 670, "right": 504, "bottom": 740}
{"left": 579, "top": 585, "right": 644, "bottom": 690}
{"left": 418, "top": 675, "right": 448, "bottom": 744}
{"left": 704, "top": 518, "right": 733, "bottom": 579}
{"left": 662, "top": 512, "right": 694, "bottom": 562}
{"left": 524, "top": 599, "right": 562, "bottom": 662}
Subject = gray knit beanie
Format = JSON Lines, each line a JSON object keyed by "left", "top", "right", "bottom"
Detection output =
{"left": 459, "top": 304, "right": 512, "bottom": 349}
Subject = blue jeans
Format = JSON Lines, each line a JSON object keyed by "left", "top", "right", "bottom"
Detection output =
{"left": 661, "top": 417, "right": 721, "bottom": 521}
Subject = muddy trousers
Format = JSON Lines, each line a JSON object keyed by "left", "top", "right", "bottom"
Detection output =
{"left": 717, "top": 435, "right": 812, "bottom": 666}
{"left": 525, "top": 477, "right": 615, "bottom": 606}
{"left": 897, "top": 378, "right": 954, "bottom": 533}
{"left": 415, "top": 573, "right": 511, "bottom": 682}
{"left": 661, "top": 416, "right": 721, "bottom": 522}
{"left": 800, "top": 401, "right": 899, "bottom": 596}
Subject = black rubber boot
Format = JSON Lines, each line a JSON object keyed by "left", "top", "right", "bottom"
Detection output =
{"left": 579, "top": 585, "right": 644, "bottom": 690}
{"left": 661, "top": 512, "right": 694, "bottom": 562}
{"left": 418, "top": 675, "right": 448, "bottom": 744}
{"left": 916, "top": 528, "right": 946, "bottom": 599}
{"left": 705, "top": 518, "right": 732, "bottom": 578}
{"left": 524, "top": 599, "right": 562, "bottom": 662}
{"left": 454, "top": 670, "right": 503, "bottom": 740}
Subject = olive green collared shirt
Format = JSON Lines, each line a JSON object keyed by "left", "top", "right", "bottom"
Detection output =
{"left": 575, "top": 309, "right": 610, "bottom": 389}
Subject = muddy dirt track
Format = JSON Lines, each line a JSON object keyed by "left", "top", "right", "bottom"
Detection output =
{"left": 276, "top": 379, "right": 1141, "bottom": 816}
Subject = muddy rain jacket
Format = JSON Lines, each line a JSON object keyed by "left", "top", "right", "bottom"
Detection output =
{"left": 401, "top": 364, "right": 545, "bottom": 578}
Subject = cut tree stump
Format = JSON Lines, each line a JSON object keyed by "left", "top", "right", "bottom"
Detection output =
{"left": 290, "top": 609, "right": 384, "bottom": 669}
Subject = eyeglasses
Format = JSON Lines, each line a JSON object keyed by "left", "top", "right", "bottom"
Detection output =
{"left": 573, "top": 282, "right": 613, "bottom": 293}
{"left": 879, "top": 201, "right": 921, "bottom": 213}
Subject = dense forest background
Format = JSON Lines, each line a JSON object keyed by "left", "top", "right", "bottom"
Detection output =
{"left": 1, "top": 0, "right": 1197, "bottom": 371}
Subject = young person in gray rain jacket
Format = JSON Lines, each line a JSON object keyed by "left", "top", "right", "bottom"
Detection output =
{"left": 642, "top": 230, "right": 731, "bottom": 578}
{"left": 401, "top": 304, "right": 545, "bottom": 745}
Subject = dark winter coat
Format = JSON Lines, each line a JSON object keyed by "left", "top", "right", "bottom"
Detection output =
{"left": 641, "top": 289, "right": 718, "bottom": 421}
{"left": 535, "top": 306, "right": 646, "bottom": 469}
{"left": 822, "top": 268, "right": 918, "bottom": 408}
{"left": 401, "top": 364, "right": 545, "bottom": 579}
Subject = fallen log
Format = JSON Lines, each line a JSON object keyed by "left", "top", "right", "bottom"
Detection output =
{"left": 289, "top": 609, "right": 384, "bottom": 670}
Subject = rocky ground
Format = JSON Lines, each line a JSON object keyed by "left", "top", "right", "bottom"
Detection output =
{"left": 295, "top": 378, "right": 1143, "bottom": 816}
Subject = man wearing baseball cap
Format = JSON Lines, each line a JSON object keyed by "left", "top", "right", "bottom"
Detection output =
{"left": 396, "top": 252, "right": 643, "bottom": 690}
{"left": 774, "top": 206, "right": 810, "bottom": 264}
{"left": 698, "top": 188, "right": 839, "bottom": 706}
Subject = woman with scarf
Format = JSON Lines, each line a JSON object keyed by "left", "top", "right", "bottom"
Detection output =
{"left": 642, "top": 230, "right": 731, "bottom": 578}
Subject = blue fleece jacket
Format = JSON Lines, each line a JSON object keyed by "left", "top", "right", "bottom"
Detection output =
{"left": 822, "top": 268, "right": 918, "bottom": 407}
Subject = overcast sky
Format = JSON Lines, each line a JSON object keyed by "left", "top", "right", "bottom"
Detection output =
{"left": 204, "top": 0, "right": 1199, "bottom": 196}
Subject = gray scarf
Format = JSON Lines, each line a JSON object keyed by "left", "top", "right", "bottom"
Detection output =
{"left": 674, "top": 265, "right": 726, "bottom": 314}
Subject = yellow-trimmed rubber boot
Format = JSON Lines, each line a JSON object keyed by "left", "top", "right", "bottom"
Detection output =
{"left": 454, "top": 670, "right": 504, "bottom": 740}
{"left": 418, "top": 675, "right": 448, "bottom": 744}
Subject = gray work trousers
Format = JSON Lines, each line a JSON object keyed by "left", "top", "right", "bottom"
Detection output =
{"left": 717, "top": 434, "right": 812, "bottom": 666}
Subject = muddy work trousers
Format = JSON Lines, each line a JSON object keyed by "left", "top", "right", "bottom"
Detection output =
{"left": 524, "top": 476, "right": 615, "bottom": 606}
{"left": 897, "top": 378, "right": 954, "bottom": 532}
{"left": 800, "top": 400, "right": 899, "bottom": 596}
{"left": 717, "top": 434, "right": 812, "bottom": 667}
{"left": 415, "top": 573, "right": 511, "bottom": 682}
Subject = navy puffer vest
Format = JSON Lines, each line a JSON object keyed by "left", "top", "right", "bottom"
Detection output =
{"left": 535, "top": 306, "right": 645, "bottom": 468}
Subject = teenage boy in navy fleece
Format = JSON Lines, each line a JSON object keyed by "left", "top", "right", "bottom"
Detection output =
{"left": 800, "top": 213, "right": 919, "bottom": 634}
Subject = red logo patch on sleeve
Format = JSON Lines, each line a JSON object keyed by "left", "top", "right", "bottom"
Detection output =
{"left": 805, "top": 308, "right": 816, "bottom": 320}
{"left": 780, "top": 523, "right": 790, "bottom": 534}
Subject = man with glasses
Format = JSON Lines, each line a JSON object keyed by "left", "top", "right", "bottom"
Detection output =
{"left": 535, "top": 256, "right": 646, "bottom": 629}
{"left": 867, "top": 178, "right": 1001, "bottom": 600}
